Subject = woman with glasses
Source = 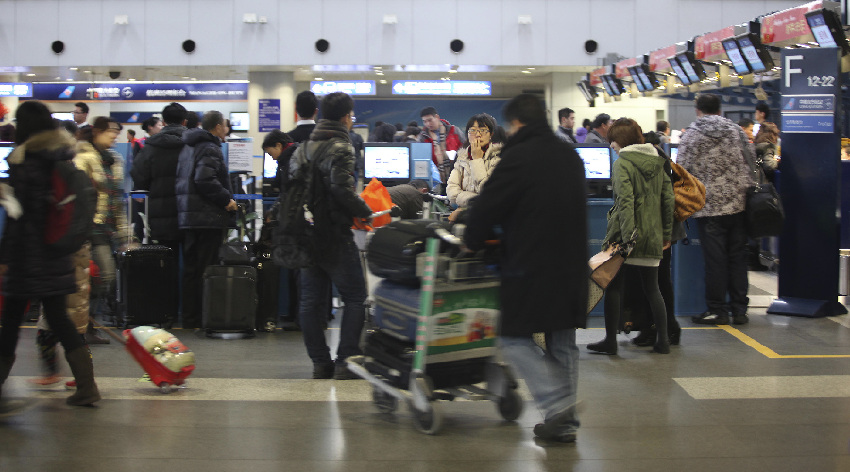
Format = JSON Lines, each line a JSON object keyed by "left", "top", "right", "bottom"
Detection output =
{"left": 446, "top": 114, "right": 502, "bottom": 215}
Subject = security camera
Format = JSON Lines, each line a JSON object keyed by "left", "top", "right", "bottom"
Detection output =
{"left": 109, "top": 71, "right": 121, "bottom": 79}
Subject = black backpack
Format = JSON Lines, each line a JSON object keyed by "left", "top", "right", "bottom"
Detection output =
{"left": 44, "top": 160, "right": 97, "bottom": 256}
{"left": 273, "top": 142, "right": 333, "bottom": 269}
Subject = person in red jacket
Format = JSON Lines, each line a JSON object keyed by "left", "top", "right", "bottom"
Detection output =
{"left": 418, "top": 106, "right": 463, "bottom": 189}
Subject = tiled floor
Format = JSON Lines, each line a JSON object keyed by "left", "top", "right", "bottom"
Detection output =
{"left": 2, "top": 271, "right": 850, "bottom": 471}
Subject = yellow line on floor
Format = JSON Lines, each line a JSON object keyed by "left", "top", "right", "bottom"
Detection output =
{"left": 718, "top": 325, "right": 850, "bottom": 359}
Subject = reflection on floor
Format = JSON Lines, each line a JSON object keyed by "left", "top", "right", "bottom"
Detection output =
{"left": 2, "top": 270, "right": 850, "bottom": 471}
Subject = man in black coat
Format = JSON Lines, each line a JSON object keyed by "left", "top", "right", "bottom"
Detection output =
{"left": 175, "top": 111, "right": 237, "bottom": 329}
{"left": 287, "top": 91, "right": 318, "bottom": 144}
{"left": 465, "top": 94, "right": 588, "bottom": 444}
{"left": 131, "top": 102, "right": 187, "bottom": 253}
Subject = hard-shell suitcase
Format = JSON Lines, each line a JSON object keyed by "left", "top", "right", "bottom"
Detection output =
{"left": 202, "top": 265, "right": 258, "bottom": 333}
{"left": 367, "top": 220, "right": 451, "bottom": 285}
{"left": 372, "top": 280, "right": 420, "bottom": 341}
{"left": 116, "top": 245, "right": 178, "bottom": 327}
{"left": 123, "top": 326, "right": 195, "bottom": 392}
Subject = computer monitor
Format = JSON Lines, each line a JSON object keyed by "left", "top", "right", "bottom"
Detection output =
{"left": 364, "top": 143, "right": 411, "bottom": 184}
{"left": 668, "top": 56, "right": 691, "bottom": 86}
{"left": 721, "top": 38, "right": 752, "bottom": 75}
{"left": 229, "top": 112, "right": 249, "bottom": 131}
{"left": 0, "top": 143, "right": 13, "bottom": 179}
{"left": 735, "top": 34, "right": 775, "bottom": 73}
{"left": 263, "top": 153, "right": 278, "bottom": 179}
{"left": 668, "top": 145, "right": 679, "bottom": 164}
{"left": 575, "top": 146, "right": 611, "bottom": 180}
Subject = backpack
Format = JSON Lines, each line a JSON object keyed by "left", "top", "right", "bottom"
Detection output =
{"left": 44, "top": 160, "right": 97, "bottom": 256}
{"left": 669, "top": 161, "right": 706, "bottom": 222}
{"left": 272, "top": 142, "right": 332, "bottom": 269}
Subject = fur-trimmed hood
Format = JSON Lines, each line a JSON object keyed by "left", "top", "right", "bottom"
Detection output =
{"left": 8, "top": 128, "right": 77, "bottom": 165}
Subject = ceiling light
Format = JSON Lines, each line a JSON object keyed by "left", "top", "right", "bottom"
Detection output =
{"left": 55, "top": 76, "right": 60, "bottom": 80}
{"left": 114, "top": 15, "right": 129, "bottom": 25}
{"left": 380, "top": 80, "right": 387, "bottom": 84}
{"left": 518, "top": 15, "right": 532, "bottom": 25}
{"left": 26, "top": 73, "right": 35, "bottom": 77}
{"left": 182, "top": 76, "right": 190, "bottom": 79}
{"left": 66, "top": 78, "right": 73, "bottom": 81}
{"left": 243, "top": 13, "right": 258, "bottom": 24}
{"left": 374, "top": 66, "right": 383, "bottom": 69}
{"left": 376, "top": 72, "right": 384, "bottom": 76}
{"left": 383, "top": 14, "right": 398, "bottom": 25}
{"left": 521, "top": 70, "right": 532, "bottom": 74}
{"left": 191, "top": 78, "right": 197, "bottom": 81}
{"left": 448, "top": 69, "right": 457, "bottom": 74}
{"left": 83, "top": 70, "right": 91, "bottom": 73}
{"left": 527, "top": 67, "right": 536, "bottom": 70}
{"left": 69, "top": 67, "right": 78, "bottom": 71}
{"left": 315, "top": 77, "right": 323, "bottom": 81}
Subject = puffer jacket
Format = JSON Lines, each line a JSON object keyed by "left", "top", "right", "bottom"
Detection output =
{"left": 130, "top": 124, "right": 186, "bottom": 241}
{"left": 288, "top": 119, "right": 372, "bottom": 236}
{"left": 677, "top": 115, "right": 754, "bottom": 217}
{"left": 76, "top": 141, "right": 130, "bottom": 246}
{"left": 604, "top": 143, "right": 674, "bottom": 260}
{"left": 0, "top": 129, "right": 76, "bottom": 298}
{"left": 446, "top": 143, "right": 502, "bottom": 207}
{"left": 175, "top": 128, "right": 232, "bottom": 229}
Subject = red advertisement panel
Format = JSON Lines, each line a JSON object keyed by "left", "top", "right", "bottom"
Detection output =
{"left": 649, "top": 46, "right": 678, "bottom": 71}
{"left": 695, "top": 26, "right": 736, "bottom": 60}
{"left": 589, "top": 68, "right": 606, "bottom": 86}
{"left": 761, "top": 1, "right": 822, "bottom": 44}
{"left": 615, "top": 58, "right": 637, "bottom": 79}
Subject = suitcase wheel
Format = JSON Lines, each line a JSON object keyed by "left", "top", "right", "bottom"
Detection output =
{"left": 497, "top": 387, "right": 523, "bottom": 422}
{"left": 372, "top": 387, "right": 398, "bottom": 414}
{"left": 159, "top": 382, "right": 173, "bottom": 394}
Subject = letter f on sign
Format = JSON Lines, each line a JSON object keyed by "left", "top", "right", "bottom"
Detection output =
{"left": 785, "top": 55, "right": 803, "bottom": 88}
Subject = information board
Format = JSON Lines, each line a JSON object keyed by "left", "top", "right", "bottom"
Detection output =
{"left": 227, "top": 142, "right": 254, "bottom": 173}
{"left": 258, "top": 99, "right": 280, "bottom": 133}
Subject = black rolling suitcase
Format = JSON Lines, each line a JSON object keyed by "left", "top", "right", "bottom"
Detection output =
{"left": 202, "top": 265, "right": 258, "bottom": 333}
{"left": 116, "top": 245, "right": 178, "bottom": 328}
{"left": 255, "top": 253, "right": 280, "bottom": 332}
{"left": 367, "top": 220, "right": 451, "bottom": 285}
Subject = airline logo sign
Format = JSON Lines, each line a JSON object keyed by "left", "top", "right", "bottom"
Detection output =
{"left": 695, "top": 26, "right": 736, "bottom": 60}
{"left": 649, "top": 46, "right": 677, "bottom": 72}
{"left": 391, "top": 81, "right": 491, "bottom": 96}
{"left": 762, "top": 0, "right": 822, "bottom": 45}
{"left": 310, "top": 80, "right": 375, "bottom": 96}
{"left": 0, "top": 83, "right": 32, "bottom": 97}
{"left": 615, "top": 58, "right": 637, "bottom": 79}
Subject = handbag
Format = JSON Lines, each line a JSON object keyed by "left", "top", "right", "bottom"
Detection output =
{"left": 353, "top": 178, "right": 393, "bottom": 231}
{"left": 588, "top": 247, "right": 625, "bottom": 289}
{"left": 739, "top": 132, "right": 784, "bottom": 238}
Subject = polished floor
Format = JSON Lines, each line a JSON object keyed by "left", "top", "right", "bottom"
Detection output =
{"left": 2, "top": 271, "right": 850, "bottom": 471}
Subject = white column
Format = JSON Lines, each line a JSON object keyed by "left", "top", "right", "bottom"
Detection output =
{"left": 247, "top": 71, "right": 296, "bottom": 157}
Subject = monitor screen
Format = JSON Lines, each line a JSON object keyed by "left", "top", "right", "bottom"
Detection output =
{"left": 576, "top": 147, "right": 611, "bottom": 180}
{"left": 628, "top": 67, "right": 647, "bottom": 92}
{"left": 807, "top": 12, "right": 838, "bottom": 48}
{"left": 229, "top": 112, "right": 249, "bottom": 131}
{"left": 669, "top": 147, "right": 678, "bottom": 164}
{"left": 736, "top": 36, "right": 769, "bottom": 73}
{"left": 600, "top": 75, "right": 617, "bottom": 96}
{"left": 0, "top": 144, "right": 12, "bottom": 179}
{"left": 263, "top": 153, "right": 277, "bottom": 179}
{"left": 668, "top": 57, "right": 691, "bottom": 85}
{"left": 676, "top": 53, "right": 703, "bottom": 84}
{"left": 722, "top": 38, "right": 751, "bottom": 75}
{"left": 636, "top": 68, "right": 655, "bottom": 91}
{"left": 364, "top": 144, "right": 411, "bottom": 180}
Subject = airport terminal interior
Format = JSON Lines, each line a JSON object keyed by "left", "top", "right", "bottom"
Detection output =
{"left": 3, "top": 0, "right": 850, "bottom": 470}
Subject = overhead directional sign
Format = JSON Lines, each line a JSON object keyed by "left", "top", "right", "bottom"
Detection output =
{"left": 391, "top": 80, "right": 492, "bottom": 96}
{"left": 0, "top": 83, "right": 32, "bottom": 97}
{"left": 310, "top": 81, "right": 375, "bottom": 96}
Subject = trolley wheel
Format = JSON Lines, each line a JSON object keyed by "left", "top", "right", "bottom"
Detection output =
{"left": 372, "top": 387, "right": 398, "bottom": 414}
{"left": 497, "top": 388, "right": 523, "bottom": 421}
{"left": 159, "top": 382, "right": 172, "bottom": 394}
{"left": 411, "top": 400, "right": 443, "bottom": 435}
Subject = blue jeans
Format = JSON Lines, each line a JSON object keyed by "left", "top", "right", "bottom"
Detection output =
{"left": 500, "top": 329, "right": 580, "bottom": 434}
{"left": 298, "top": 237, "right": 366, "bottom": 365}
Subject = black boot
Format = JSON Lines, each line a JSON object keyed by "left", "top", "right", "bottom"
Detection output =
{"left": 65, "top": 347, "right": 101, "bottom": 406}
{"left": 632, "top": 326, "right": 657, "bottom": 347}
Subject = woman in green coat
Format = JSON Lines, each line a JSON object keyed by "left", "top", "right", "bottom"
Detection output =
{"left": 587, "top": 118, "right": 674, "bottom": 355}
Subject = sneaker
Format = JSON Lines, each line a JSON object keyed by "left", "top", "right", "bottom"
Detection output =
{"left": 312, "top": 363, "right": 334, "bottom": 379}
{"left": 691, "top": 311, "right": 729, "bottom": 325}
{"left": 28, "top": 375, "right": 62, "bottom": 387}
{"left": 533, "top": 423, "right": 577, "bottom": 443}
{"left": 65, "top": 380, "right": 76, "bottom": 390}
{"left": 333, "top": 363, "right": 359, "bottom": 380}
{"left": 732, "top": 314, "right": 749, "bottom": 325}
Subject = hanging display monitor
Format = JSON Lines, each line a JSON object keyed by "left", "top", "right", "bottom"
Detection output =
{"left": 634, "top": 64, "right": 659, "bottom": 91}
{"left": 805, "top": 9, "right": 850, "bottom": 53}
{"left": 667, "top": 57, "right": 692, "bottom": 85}
{"left": 722, "top": 38, "right": 752, "bottom": 75}
{"left": 602, "top": 74, "right": 626, "bottom": 96}
{"left": 627, "top": 67, "right": 647, "bottom": 92}
{"left": 675, "top": 52, "right": 706, "bottom": 84}
{"left": 736, "top": 34, "right": 775, "bottom": 73}
{"left": 577, "top": 80, "right": 597, "bottom": 102}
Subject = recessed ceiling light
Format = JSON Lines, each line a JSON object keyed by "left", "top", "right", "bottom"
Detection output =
{"left": 83, "top": 70, "right": 91, "bottom": 73}
{"left": 521, "top": 70, "right": 532, "bottom": 74}
{"left": 448, "top": 70, "right": 457, "bottom": 74}
{"left": 374, "top": 66, "right": 383, "bottom": 69}
{"left": 315, "top": 77, "right": 323, "bottom": 80}
{"left": 379, "top": 80, "right": 387, "bottom": 84}
{"left": 26, "top": 73, "right": 35, "bottom": 77}
{"left": 527, "top": 67, "right": 536, "bottom": 70}
{"left": 376, "top": 72, "right": 384, "bottom": 76}
{"left": 191, "top": 78, "right": 197, "bottom": 81}
{"left": 128, "top": 78, "right": 136, "bottom": 81}
{"left": 55, "top": 76, "right": 61, "bottom": 80}
{"left": 66, "top": 78, "right": 73, "bottom": 81}
{"left": 69, "top": 67, "right": 78, "bottom": 71}
{"left": 182, "top": 76, "right": 190, "bottom": 79}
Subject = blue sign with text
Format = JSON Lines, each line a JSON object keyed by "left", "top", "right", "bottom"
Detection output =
{"left": 0, "top": 83, "right": 32, "bottom": 97}
{"left": 32, "top": 82, "right": 248, "bottom": 101}
{"left": 258, "top": 99, "right": 281, "bottom": 132}
{"left": 391, "top": 81, "right": 492, "bottom": 96}
{"left": 310, "top": 81, "right": 375, "bottom": 96}
{"left": 781, "top": 114, "right": 835, "bottom": 133}
{"left": 781, "top": 94, "right": 835, "bottom": 113}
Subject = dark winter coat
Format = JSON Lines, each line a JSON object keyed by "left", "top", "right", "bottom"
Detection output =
{"left": 288, "top": 119, "right": 372, "bottom": 238}
{"left": 464, "top": 123, "right": 589, "bottom": 337}
{"left": 175, "top": 128, "right": 232, "bottom": 229}
{"left": 287, "top": 123, "right": 316, "bottom": 144}
{"left": 131, "top": 124, "right": 186, "bottom": 241}
{"left": 0, "top": 129, "right": 77, "bottom": 297}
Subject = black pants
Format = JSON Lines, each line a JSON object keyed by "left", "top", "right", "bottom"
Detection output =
{"left": 181, "top": 229, "right": 223, "bottom": 329}
{"left": 625, "top": 247, "right": 678, "bottom": 332}
{"left": 0, "top": 295, "right": 83, "bottom": 358}
{"left": 696, "top": 213, "right": 749, "bottom": 317}
{"left": 604, "top": 265, "right": 668, "bottom": 344}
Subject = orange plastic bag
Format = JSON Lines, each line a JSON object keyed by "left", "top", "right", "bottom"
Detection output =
{"left": 353, "top": 178, "right": 393, "bottom": 231}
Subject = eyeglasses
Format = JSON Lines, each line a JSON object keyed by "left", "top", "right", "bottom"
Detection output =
{"left": 73, "top": 111, "right": 85, "bottom": 114}
{"left": 467, "top": 128, "right": 490, "bottom": 135}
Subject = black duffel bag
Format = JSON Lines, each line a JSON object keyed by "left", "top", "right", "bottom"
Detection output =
{"left": 367, "top": 220, "right": 452, "bottom": 285}
{"left": 745, "top": 182, "right": 784, "bottom": 238}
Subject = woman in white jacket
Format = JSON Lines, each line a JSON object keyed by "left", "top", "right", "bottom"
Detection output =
{"left": 447, "top": 114, "right": 502, "bottom": 214}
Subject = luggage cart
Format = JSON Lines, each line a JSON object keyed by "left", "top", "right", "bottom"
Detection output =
{"left": 347, "top": 223, "right": 522, "bottom": 434}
